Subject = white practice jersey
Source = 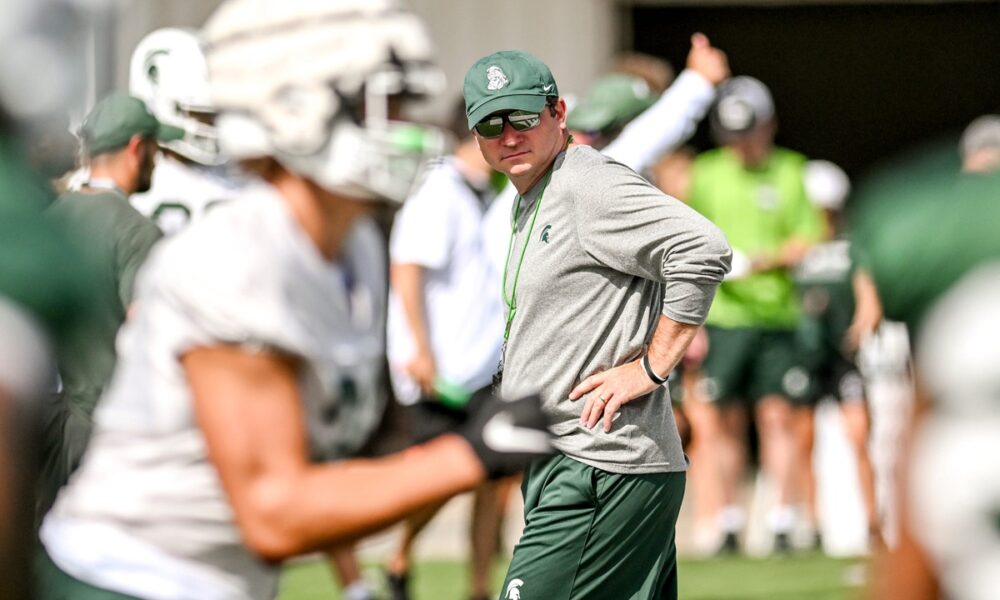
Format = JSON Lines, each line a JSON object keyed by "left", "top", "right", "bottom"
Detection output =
{"left": 387, "top": 158, "right": 502, "bottom": 404}
{"left": 130, "top": 155, "right": 249, "bottom": 235}
{"left": 43, "top": 186, "right": 385, "bottom": 600}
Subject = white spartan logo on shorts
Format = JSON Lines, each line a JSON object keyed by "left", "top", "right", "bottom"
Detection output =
{"left": 506, "top": 578, "right": 524, "bottom": 599}
{"left": 487, "top": 65, "right": 509, "bottom": 90}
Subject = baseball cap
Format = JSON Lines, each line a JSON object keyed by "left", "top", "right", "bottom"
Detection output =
{"left": 567, "top": 74, "right": 656, "bottom": 133}
{"left": 463, "top": 50, "right": 558, "bottom": 129}
{"left": 80, "top": 91, "right": 184, "bottom": 157}
{"left": 711, "top": 76, "right": 775, "bottom": 137}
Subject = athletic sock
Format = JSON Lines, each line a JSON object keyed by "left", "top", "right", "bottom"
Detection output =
{"left": 768, "top": 504, "right": 797, "bottom": 534}
{"left": 343, "top": 580, "right": 375, "bottom": 600}
{"left": 719, "top": 505, "right": 745, "bottom": 533}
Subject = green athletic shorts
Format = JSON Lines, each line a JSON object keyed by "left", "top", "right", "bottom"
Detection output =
{"left": 701, "top": 325, "right": 810, "bottom": 405}
{"left": 36, "top": 548, "right": 142, "bottom": 600}
{"left": 500, "top": 454, "right": 685, "bottom": 600}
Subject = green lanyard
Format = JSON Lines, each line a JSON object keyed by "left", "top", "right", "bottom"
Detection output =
{"left": 501, "top": 171, "right": 552, "bottom": 340}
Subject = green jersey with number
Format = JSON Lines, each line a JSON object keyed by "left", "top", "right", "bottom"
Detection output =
{"left": 793, "top": 239, "right": 855, "bottom": 367}
{"left": 689, "top": 147, "right": 824, "bottom": 328}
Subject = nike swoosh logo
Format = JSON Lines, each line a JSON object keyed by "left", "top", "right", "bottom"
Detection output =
{"left": 542, "top": 84, "right": 554, "bottom": 92}
{"left": 482, "top": 411, "right": 551, "bottom": 454}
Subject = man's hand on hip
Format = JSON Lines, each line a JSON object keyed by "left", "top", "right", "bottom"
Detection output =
{"left": 569, "top": 360, "right": 659, "bottom": 433}
{"left": 568, "top": 315, "right": 701, "bottom": 433}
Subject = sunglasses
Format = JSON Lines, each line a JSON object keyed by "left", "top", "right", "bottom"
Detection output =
{"left": 474, "top": 110, "right": 542, "bottom": 139}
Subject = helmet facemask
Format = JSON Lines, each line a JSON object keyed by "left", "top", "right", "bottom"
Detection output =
{"left": 206, "top": 0, "right": 446, "bottom": 205}
{"left": 157, "top": 103, "right": 222, "bottom": 167}
{"left": 130, "top": 28, "right": 224, "bottom": 166}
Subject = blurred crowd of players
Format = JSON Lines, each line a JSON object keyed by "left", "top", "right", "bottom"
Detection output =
{"left": 0, "top": 1, "right": 998, "bottom": 599}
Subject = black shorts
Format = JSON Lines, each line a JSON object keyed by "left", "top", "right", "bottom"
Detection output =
{"left": 801, "top": 358, "right": 865, "bottom": 407}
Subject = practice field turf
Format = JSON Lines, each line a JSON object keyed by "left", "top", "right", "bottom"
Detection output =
{"left": 279, "top": 554, "right": 867, "bottom": 600}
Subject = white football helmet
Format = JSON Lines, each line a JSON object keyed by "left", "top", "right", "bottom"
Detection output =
{"left": 130, "top": 28, "right": 223, "bottom": 166}
{"left": 203, "top": 0, "right": 446, "bottom": 204}
{"left": 804, "top": 160, "right": 850, "bottom": 212}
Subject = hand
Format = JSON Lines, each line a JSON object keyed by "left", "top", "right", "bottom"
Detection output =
{"left": 686, "top": 33, "right": 729, "bottom": 86}
{"left": 569, "top": 360, "right": 659, "bottom": 432}
{"left": 458, "top": 391, "right": 553, "bottom": 479}
{"left": 844, "top": 305, "right": 881, "bottom": 354}
{"left": 845, "top": 268, "right": 883, "bottom": 354}
{"left": 778, "top": 239, "right": 811, "bottom": 268}
{"left": 405, "top": 349, "right": 437, "bottom": 396}
{"left": 750, "top": 239, "right": 810, "bottom": 273}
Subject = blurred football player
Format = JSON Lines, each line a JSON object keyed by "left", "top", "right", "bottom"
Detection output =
{"left": 791, "top": 160, "right": 880, "bottom": 551}
{"left": 0, "top": 0, "right": 97, "bottom": 597}
{"left": 851, "top": 121, "right": 1000, "bottom": 600}
{"left": 131, "top": 29, "right": 388, "bottom": 599}
{"left": 128, "top": 27, "right": 243, "bottom": 235}
{"left": 36, "top": 2, "right": 551, "bottom": 599}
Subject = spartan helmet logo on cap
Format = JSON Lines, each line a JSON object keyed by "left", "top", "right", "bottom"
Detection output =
{"left": 716, "top": 96, "right": 755, "bottom": 132}
{"left": 486, "top": 65, "right": 509, "bottom": 91}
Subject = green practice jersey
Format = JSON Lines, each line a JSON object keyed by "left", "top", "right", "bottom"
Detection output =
{"left": 689, "top": 147, "right": 824, "bottom": 328}
{"left": 793, "top": 239, "right": 855, "bottom": 367}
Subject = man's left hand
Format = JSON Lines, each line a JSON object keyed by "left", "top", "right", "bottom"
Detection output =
{"left": 568, "top": 361, "right": 658, "bottom": 432}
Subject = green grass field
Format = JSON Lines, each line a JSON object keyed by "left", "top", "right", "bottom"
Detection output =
{"left": 279, "top": 554, "right": 867, "bottom": 600}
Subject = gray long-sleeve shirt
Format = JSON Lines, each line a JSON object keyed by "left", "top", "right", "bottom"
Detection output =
{"left": 500, "top": 145, "right": 731, "bottom": 474}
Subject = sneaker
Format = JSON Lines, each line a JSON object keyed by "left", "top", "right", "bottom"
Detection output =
{"left": 716, "top": 531, "right": 740, "bottom": 556}
{"left": 385, "top": 570, "right": 410, "bottom": 600}
{"left": 812, "top": 531, "right": 824, "bottom": 553}
{"left": 342, "top": 580, "right": 376, "bottom": 600}
{"left": 773, "top": 532, "right": 793, "bottom": 555}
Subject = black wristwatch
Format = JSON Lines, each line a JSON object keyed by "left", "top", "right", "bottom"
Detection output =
{"left": 641, "top": 353, "right": 668, "bottom": 386}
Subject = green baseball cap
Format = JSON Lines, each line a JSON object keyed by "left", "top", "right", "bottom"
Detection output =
{"left": 463, "top": 50, "right": 558, "bottom": 129}
{"left": 80, "top": 91, "right": 184, "bottom": 157}
{"left": 567, "top": 74, "right": 656, "bottom": 133}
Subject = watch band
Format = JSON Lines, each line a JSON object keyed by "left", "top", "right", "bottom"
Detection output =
{"left": 641, "top": 353, "right": 668, "bottom": 386}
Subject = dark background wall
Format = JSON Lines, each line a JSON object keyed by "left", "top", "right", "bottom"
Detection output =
{"left": 626, "top": 1, "right": 1000, "bottom": 180}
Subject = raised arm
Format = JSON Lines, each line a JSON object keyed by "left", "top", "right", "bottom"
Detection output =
{"left": 603, "top": 33, "right": 729, "bottom": 173}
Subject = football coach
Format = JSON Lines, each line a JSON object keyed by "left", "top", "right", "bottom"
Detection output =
{"left": 464, "top": 50, "right": 731, "bottom": 600}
